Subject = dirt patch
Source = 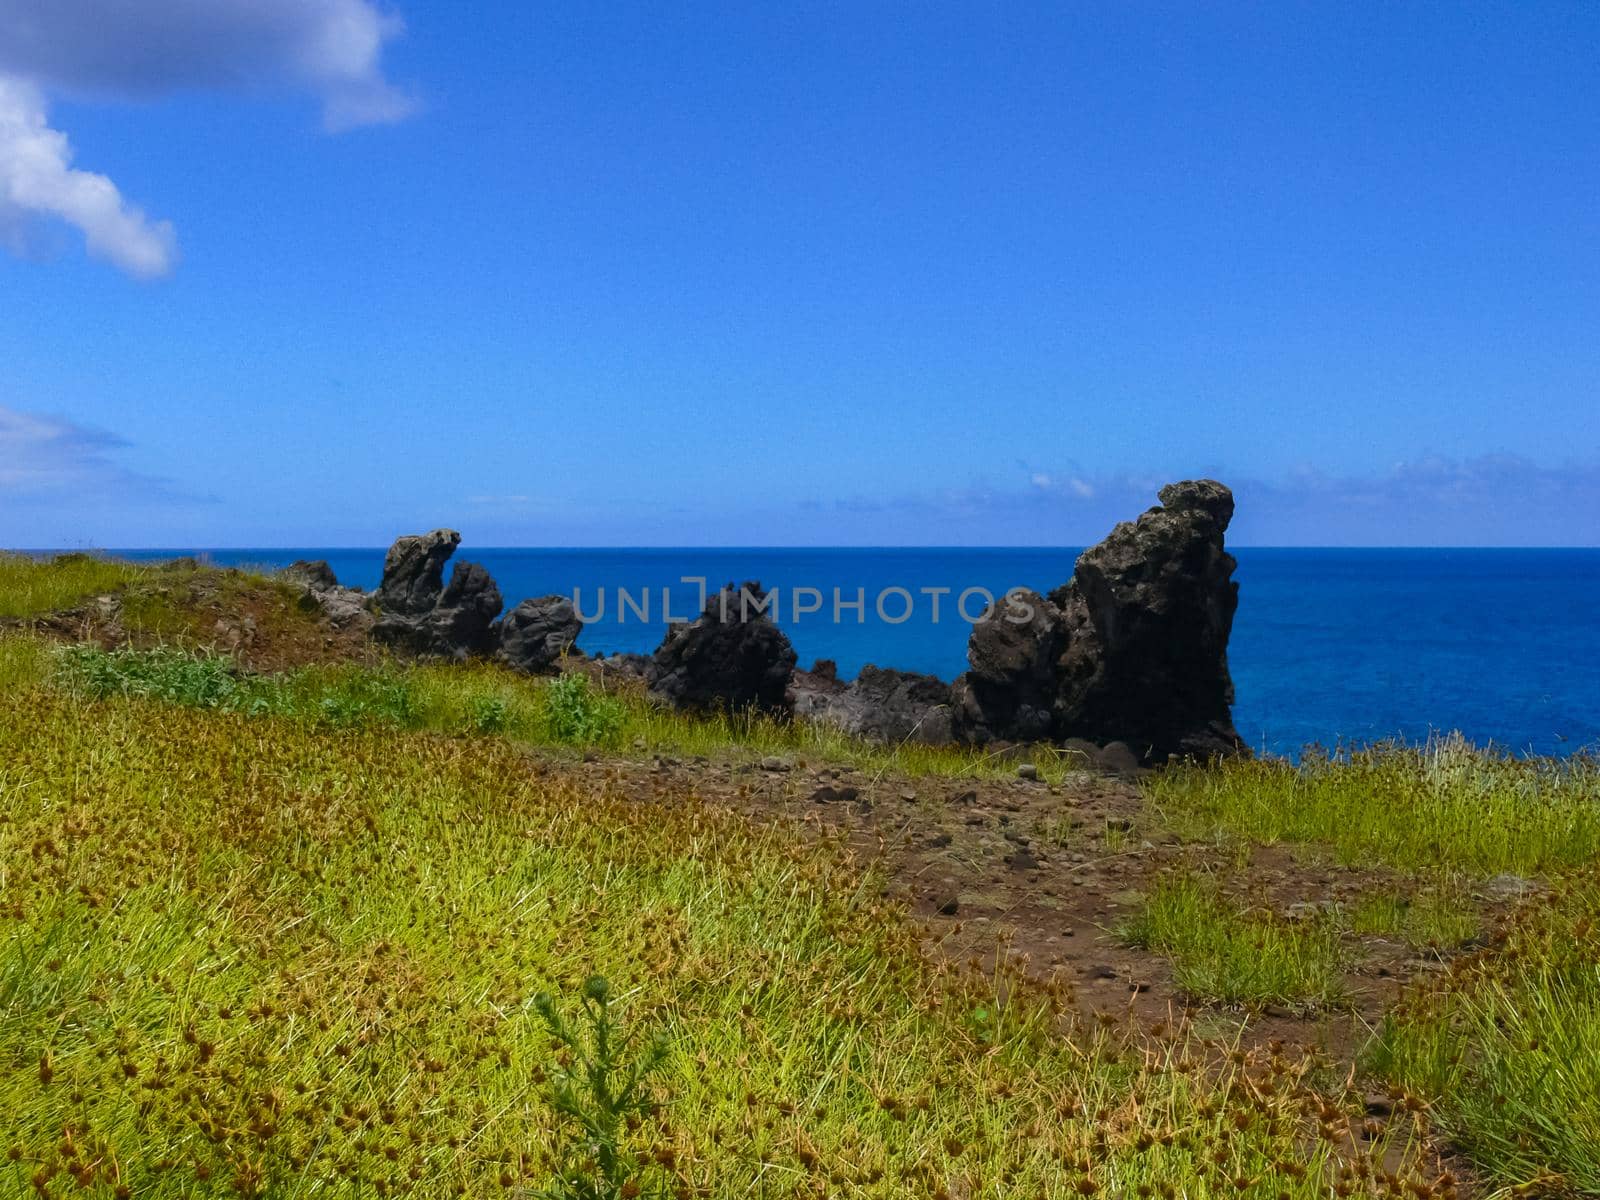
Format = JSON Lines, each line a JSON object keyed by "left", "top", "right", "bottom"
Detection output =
{"left": 545, "top": 746, "right": 1509, "bottom": 1063}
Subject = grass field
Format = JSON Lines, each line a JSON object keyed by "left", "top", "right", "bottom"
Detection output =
{"left": 35, "top": 639, "right": 1080, "bottom": 787}
{"left": 0, "top": 553, "right": 148, "bottom": 620}
{"left": 4, "top": 553, "right": 1598, "bottom": 1198}
{"left": 1147, "top": 740, "right": 1600, "bottom": 877}
{"left": 0, "top": 686, "right": 1439, "bottom": 1199}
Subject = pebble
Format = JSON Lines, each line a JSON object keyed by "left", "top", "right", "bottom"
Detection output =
{"left": 1016, "top": 763, "right": 1039, "bottom": 781}
{"left": 810, "top": 784, "right": 859, "bottom": 804}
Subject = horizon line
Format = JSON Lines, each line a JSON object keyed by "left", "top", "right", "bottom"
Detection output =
{"left": 20, "top": 543, "right": 1600, "bottom": 554}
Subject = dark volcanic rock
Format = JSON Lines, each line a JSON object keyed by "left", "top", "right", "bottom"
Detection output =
{"left": 375, "top": 529, "right": 460, "bottom": 617}
{"left": 943, "top": 480, "right": 1245, "bottom": 762}
{"left": 952, "top": 588, "right": 1064, "bottom": 743}
{"left": 793, "top": 664, "right": 954, "bottom": 744}
{"left": 595, "top": 652, "right": 652, "bottom": 680}
{"left": 1054, "top": 479, "right": 1244, "bottom": 762}
{"left": 496, "top": 595, "right": 583, "bottom": 673}
{"left": 372, "top": 530, "right": 503, "bottom": 659}
{"left": 427, "top": 560, "right": 503, "bottom": 656}
{"left": 284, "top": 560, "right": 371, "bottom": 630}
{"left": 647, "top": 581, "right": 797, "bottom": 714}
{"left": 284, "top": 559, "right": 340, "bottom": 589}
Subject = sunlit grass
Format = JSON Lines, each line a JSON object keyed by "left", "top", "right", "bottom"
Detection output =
{"left": 1119, "top": 874, "right": 1348, "bottom": 1011}
{"left": 1345, "top": 889, "right": 1480, "bottom": 952}
{"left": 48, "top": 643, "right": 1081, "bottom": 784}
{"left": 0, "top": 552, "right": 148, "bottom": 619}
{"left": 1147, "top": 737, "right": 1600, "bottom": 877}
{"left": 0, "top": 687, "right": 1439, "bottom": 1198}
{"left": 1367, "top": 873, "right": 1600, "bottom": 1196}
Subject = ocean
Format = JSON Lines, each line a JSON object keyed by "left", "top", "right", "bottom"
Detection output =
{"left": 118, "top": 546, "right": 1600, "bottom": 759}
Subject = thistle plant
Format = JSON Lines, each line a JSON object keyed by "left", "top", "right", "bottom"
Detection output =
{"left": 533, "top": 976, "right": 671, "bottom": 1200}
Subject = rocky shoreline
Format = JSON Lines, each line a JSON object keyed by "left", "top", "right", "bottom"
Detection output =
{"left": 289, "top": 479, "right": 1247, "bottom": 765}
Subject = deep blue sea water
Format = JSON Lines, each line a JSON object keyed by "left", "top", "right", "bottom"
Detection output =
{"left": 116, "top": 547, "right": 1600, "bottom": 758}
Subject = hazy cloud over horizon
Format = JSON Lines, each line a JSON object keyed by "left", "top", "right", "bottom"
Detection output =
{"left": 5, "top": 405, "right": 1597, "bottom": 547}
{"left": 0, "top": 404, "right": 174, "bottom": 500}
{"left": 0, "top": 0, "right": 414, "bottom": 277}
{"left": 773, "top": 455, "right": 1600, "bottom": 548}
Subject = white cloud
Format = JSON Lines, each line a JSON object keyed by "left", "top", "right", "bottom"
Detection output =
{"left": 0, "top": 77, "right": 177, "bottom": 277}
{"left": 0, "top": 0, "right": 414, "bottom": 276}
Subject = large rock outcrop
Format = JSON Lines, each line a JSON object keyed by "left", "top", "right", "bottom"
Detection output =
{"left": 647, "top": 581, "right": 797, "bottom": 714}
{"left": 495, "top": 596, "right": 583, "bottom": 674}
{"left": 792, "top": 663, "right": 955, "bottom": 744}
{"left": 374, "top": 530, "right": 459, "bottom": 616}
{"left": 372, "top": 530, "right": 503, "bottom": 659}
{"left": 1053, "top": 480, "right": 1243, "bottom": 761}
{"left": 952, "top": 480, "right": 1245, "bottom": 762}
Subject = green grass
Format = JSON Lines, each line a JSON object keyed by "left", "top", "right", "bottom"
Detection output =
{"left": 0, "top": 686, "right": 1437, "bottom": 1199}
{"left": 44, "top": 643, "right": 1087, "bottom": 784}
{"left": 0, "top": 636, "right": 49, "bottom": 690}
{"left": 1345, "top": 889, "right": 1480, "bottom": 951}
{"left": 1366, "top": 874, "right": 1600, "bottom": 1196}
{"left": 1147, "top": 736, "right": 1600, "bottom": 877}
{"left": 0, "top": 552, "right": 149, "bottom": 619}
{"left": 1119, "top": 875, "right": 1348, "bottom": 1011}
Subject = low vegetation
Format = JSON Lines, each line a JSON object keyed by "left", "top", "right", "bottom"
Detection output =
{"left": 39, "top": 642, "right": 1076, "bottom": 784}
{"left": 1345, "top": 890, "right": 1481, "bottom": 952}
{"left": 1148, "top": 738, "right": 1600, "bottom": 877}
{"left": 1368, "top": 875, "right": 1600, "bottom": 1196}
{"left": 0, "top": 552, "right": 147, "bottom": 620}
{"left": 1118, "top": 875, "right": 1348, "bottom": 1011}
{"left": 0, "top": 686, "right": 1440, "bottom": 1199}
{"left": 6, "top": 555, "right": 1600, "bottom": 1197}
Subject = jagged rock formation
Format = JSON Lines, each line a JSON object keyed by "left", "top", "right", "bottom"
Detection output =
{"left": 372, "top": 530, "right": 503, "bottom": 659}
{"left": 495, "top": 596, "right": 583, "bottom": 674}
{"left": 374, "top": 530, "right": 460, "bottom": 616}
{"left": 952, "top": 480, "right": 1245, "bottom": 763}
{"left": 1053, "top": 479, "right": 1243, "bottom": 761}
{"left": 283, "top": 560, "right": 372, "bottom": 630}
{"left": 792, "top": 664, "right": 954, "bottom": 744}
{"left": 952, "top": 588, "right": 1062, "bottom": 743}
{"left": 344, "top": 479, "right": 1243, "bottom": 756}
{"left": 647, "top": 581, "right": 796, "bottom": 714}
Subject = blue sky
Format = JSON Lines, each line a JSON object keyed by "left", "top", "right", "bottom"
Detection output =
{"left": 2, "top": 1, "right": 1596, "bottom": 547}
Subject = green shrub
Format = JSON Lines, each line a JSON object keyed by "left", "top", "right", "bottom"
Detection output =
{"left": 542, "top": 673, "right": 625, "bottom": 747}
{"left": 309, "top": 668, "right": 415, "bottom": 727}
{"left": 55, "top": 643, "right": 240, "bottom": 708}
{"left": 467, "top": 692, "right": 512, "bottom": 735}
